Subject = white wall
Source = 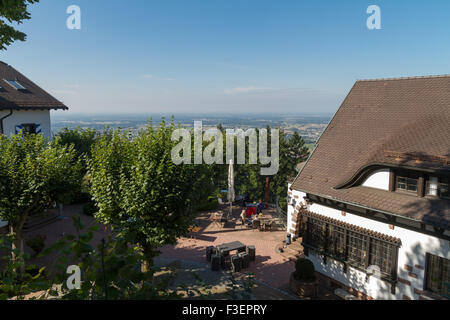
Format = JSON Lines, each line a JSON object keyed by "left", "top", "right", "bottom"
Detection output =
{"left": 362, "top": 169, "right": 390, "bottom": 190}
{"left": 0, "top": 109, "right": 52, "bottom": 138}
{"left": 287, "top": 188, "right": 450, "bottom": 300}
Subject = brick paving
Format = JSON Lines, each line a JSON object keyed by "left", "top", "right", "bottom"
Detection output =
{"left": 159, "top": 205, "right": 296, "bottom": 291}
{"left": 11, "top": 204, "right": 342, "bottom": 300}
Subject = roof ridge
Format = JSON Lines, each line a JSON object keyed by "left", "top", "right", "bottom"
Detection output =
{"left": 357, "top": 74, "right": 450, "bottom": 82}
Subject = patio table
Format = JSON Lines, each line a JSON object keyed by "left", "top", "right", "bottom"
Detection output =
{"left": 216, "top": 241, "right": 246, "bottom": 256}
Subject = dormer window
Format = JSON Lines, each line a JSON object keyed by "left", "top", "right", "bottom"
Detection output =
{"left": 426, "top": 176, "right": 449, "bottom": 199}
{"left": 395, "top": 171, "right": 419, "bottom": 193}
{"left": 426, "top": 177, "right": 439, "bottom": 196}
{"left": 439, "top": 177, "right": 449, "bottom": 199}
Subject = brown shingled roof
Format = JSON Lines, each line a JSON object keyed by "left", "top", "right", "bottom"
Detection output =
{"left": 291, "top": 75, "right": 450, "bottom": 229}
{"left": 0, "top": 61, "right": 67, "bottom": 111}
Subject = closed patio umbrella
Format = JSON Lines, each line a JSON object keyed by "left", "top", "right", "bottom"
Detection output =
{"left": 227, "top": 159, "right": 235, "bottom": 219}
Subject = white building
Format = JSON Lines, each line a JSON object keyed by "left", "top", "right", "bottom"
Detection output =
{"left": 287, "top": 75, "right": 449, "bottom": 300}
{"left": 0, "top": 61, "right": 67, "bottom": 230}
{"left": 0, "top": 61, "right": 67, "bottom": 138}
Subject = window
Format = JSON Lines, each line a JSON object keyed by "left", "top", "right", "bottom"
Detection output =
{"left": 305, "top": 219, "right": 326, "bottom": 251}
{"left": 302, "top": 214, "right": 399, "bottom": 281}
{"left": 347, "top": 231, "right": 369, "bottom": 269}
{"left": 426, "top": 176, "right": 450, "bottom": 199}
{"left": 369, "top": 239, "right": 395, "bottom": 278}
{"left": 4, "top": 79, "right": 26, "bottom": 90}
{"left": 327, "top": 225, "right": 346, "bottom": 260}
{"left": 425, "top": 253, "right": 450, "bottom": 298}
{"left": 396, "top": 172, "right": 418, "bottom": 193}
{"left": 426, "top": 176, "right": 439, "bottom": 196}
{"left": 440, "top": 177, "right": 449, "bottom": 199}
{"left": 21, "top": 123, "right": 37, "bottom": 134}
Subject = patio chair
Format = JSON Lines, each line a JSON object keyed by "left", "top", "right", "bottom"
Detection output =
{"left": 252, "top": 219, "right": 261, "bottom": 231}
{"left": 240, "top": 216, "right": 247, "bottom": 229}
{"left": 264, "top": 220, "right": 275, "bottom": 231}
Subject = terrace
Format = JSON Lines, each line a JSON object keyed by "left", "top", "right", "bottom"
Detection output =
{"left": 16, "top": 203, "right": 338, "bottom": 299}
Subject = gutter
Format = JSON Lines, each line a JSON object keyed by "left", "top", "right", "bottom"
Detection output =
{"left": 0, "top": 108, "right": 13, "bottom": 135}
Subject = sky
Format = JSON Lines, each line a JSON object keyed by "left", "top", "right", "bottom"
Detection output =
{"left": 1, "top": 0, "right": 450, "bottom": 114}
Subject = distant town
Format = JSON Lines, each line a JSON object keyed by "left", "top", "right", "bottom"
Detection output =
{"left": 50, "top": 112, "right": 331, "bottom": 149}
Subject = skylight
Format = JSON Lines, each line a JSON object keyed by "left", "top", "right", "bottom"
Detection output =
{"left": 4, "top": 79, "right": 26, "bottom": 90}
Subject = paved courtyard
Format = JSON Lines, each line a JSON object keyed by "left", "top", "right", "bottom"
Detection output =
{"left": 17, "top": 204, "right": 322, "bottom": 299}
{"left": 159, "top": 204, "right": 296, "bottom": 293}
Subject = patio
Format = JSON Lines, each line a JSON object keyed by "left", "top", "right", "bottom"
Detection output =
{"left": 15, "top": 204, "right": 338, "bottom": 299}
{"left": 159, "top": 204, "right": 296, "bottom": 292}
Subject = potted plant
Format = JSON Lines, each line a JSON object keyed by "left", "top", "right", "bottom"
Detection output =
{"left": 289, "top": 258, "right": 318, "bottom": 298}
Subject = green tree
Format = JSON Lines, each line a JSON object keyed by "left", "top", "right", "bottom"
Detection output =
{"left": 88, "top": 120, "right": 214, "bottom": 271}
{"left": 0, "top": 0, "right": 39, "bottom": 50}
{"left": 211, "top": 127, "right": 309, "bottom": 209}
{"left": 55, "top": 127, "right": 99, "bottom": 160}
{"left": 0, "top": 133, "right": 81, "bottom": 274}
{"left": 42, "top": 216, "right": 180, "bottom": 300}
{"left": 269, "top": 129, "right": 309, "bottom": 209}
{"left": 55, "top": 127, "right": 100, "bottom": 203}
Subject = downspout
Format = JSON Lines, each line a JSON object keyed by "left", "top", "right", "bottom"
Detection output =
{"left": 0, "top": 108, "right": 13, "bottom": 135}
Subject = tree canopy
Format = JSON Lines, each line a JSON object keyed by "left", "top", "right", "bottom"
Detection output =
{"left": 0, "top": 0, "right": 39, "bottom": 50}
{"left": 211, "top": 127, "right": 309, "bottom": 209}
{"left": 0, "top": 133, "right": 81, "bottom": 272}
{"left": 88, "top": 120, "right": 214, "bottom": 269}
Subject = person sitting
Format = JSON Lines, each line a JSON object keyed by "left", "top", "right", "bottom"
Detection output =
{"left": 246, "top": 205, "right": 256, "bottom": 218}
{"left": 240, "top": 209, "right": 247, "bottom": 226}
{"left": 258, "top": 199, "right": 267, "bottom": 213}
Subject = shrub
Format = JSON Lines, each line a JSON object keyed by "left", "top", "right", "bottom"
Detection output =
{"left": 293, "top": 258, "right": 316, "bottom": 282}
{"left": 25, "top": 235, "right": 46, "bottom": 256}
{"left": 83, "top": 201, "right": 98, "bottom": 217}
{"left": 197, "top": 196, "right": 219, "bottom": 211}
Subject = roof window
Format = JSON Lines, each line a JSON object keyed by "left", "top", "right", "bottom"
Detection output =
{"left": 4, "top": 79, "right": 26, "bottom": 90}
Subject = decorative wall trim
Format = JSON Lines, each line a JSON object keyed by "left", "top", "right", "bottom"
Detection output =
{"left": 398, "top": 277, "right": 411, "bottom": 286}
{"left": 404, "top": 265, "right": 413, "bottom": 272}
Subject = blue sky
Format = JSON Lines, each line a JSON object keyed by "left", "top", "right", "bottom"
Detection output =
{"left": 1, "top": 0, "right": 450, "bottom": 114}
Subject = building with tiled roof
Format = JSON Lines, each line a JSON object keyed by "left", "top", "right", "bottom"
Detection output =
{"left": 0, "top": 61, "right": 67, "bottom": 137}
{"left": 287, "top": 75, "right": 449, "bottom": 300}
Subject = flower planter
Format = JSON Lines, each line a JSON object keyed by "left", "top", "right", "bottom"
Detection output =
{"left": 289, "top": 272, "right": 318, "bottom": 298}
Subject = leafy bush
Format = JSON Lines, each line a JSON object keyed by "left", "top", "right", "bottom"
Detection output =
{"left": 25, "top": 235, "right": 46, "bottom": 256}
{"left": 0, "top": 235, "right": 48, "bottom": 300}
{"left": 44, "top": 216, "right": 181, "bottom": 300}
{"left": 54, "top": 128, "right": 100, "bottom": 205}
{"left": 55, "top": 127, "right": 99, "bottom": 159}
{"left": 83, "top": 201, "right": 98, "bottom": 217}
{"left": 197, "top": 196, "right": 219, "bottom": 211}
{"left": 293, "top": 258, "right": 316, "bottom": 282}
